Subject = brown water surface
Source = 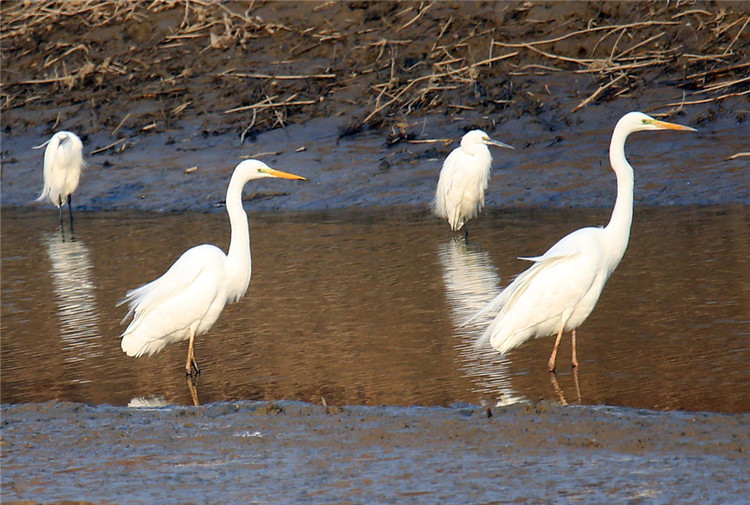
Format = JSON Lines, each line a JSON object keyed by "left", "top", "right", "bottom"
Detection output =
{"left": 1, "top": 205, "right": 748, "bottom": 412}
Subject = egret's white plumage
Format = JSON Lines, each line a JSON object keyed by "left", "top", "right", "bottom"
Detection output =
{"left": 119, "top": 160, "right": 306, "bottom": 375}
{"left": 35, "top": 131, "right": 85, "bottom": 228}
{"left": 471, "top": 112, "right": 696, "bottom": 371}
{"left": 433, "top": 129, "right": 513, "bottom": 233}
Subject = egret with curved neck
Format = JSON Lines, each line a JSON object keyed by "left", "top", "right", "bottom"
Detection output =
{"left": 120, "top": 160, "right": 306, "bottom": 375}
{"left": 471, "top": 112, "right": 695, "bottom": 372}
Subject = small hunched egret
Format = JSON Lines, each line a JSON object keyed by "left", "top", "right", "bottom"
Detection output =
{"left": 470, "top": 112, "right": 695, "bottom": 372}
{"left": 119, "top": 160, "right": 306, "bottom": 375}
{"left": 35, "top": 131, "right": 85, "bottom": 230}
{"left": 433, "top": 129, "right": 513, "bottom": 234}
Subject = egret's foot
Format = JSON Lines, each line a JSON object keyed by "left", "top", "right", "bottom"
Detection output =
{"left": 185, "top": 361, "right": 201, "bottom": 376}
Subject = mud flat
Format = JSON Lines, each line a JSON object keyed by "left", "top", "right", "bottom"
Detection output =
{"left": 2, "top": 401, "right": 748, "bottom": 504}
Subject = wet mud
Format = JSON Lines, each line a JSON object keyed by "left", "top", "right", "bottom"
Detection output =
{"left": 2, "top": 401, "right": 748, "bottom": 504}
{"left": 1, "top": 2, "right": 749, "bottom": 504}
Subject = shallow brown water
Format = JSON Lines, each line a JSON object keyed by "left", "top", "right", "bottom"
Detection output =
{"left": 2, "top": 205, "right": 747, "bottom": 412}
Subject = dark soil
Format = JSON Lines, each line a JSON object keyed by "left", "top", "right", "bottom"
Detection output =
{"left": 2, "top": 1, "right": 748, "bottom": 141}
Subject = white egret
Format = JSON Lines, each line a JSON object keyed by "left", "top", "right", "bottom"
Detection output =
{"left": 35, "top": 131, "right": 85, "bottom": 230}
{"left": 119, "top": 160, "right": 306, "bottom": 375}
{"left": 433, "top": 130, "right": 513, "bottom": 234}
{"left": 470, "top": 112, "right": 695, "bottom": 371}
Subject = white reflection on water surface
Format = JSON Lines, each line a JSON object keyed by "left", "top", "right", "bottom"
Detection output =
{"left": 437, "top": 237, "right": 526, "bottom": 406}
{"left": 43, "top": 231, "right": 103, "bottom": 366}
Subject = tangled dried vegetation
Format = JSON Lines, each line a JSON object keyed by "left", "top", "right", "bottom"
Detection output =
{"left": 1, "top": 0, "right": 748, "bottom": 141}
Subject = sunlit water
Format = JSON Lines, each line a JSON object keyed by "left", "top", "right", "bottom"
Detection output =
{"left": 1, "top": 205, "right": 748, "bottom": 412}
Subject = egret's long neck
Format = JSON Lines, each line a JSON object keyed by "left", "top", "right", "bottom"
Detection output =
{"left": 603, "top": 125, "right": 634, "bottom": 270}
{"left": 225, "top": 173, "right": 252, "bottom": 298}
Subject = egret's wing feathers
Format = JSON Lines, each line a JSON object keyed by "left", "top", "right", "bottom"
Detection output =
{"left": 119, "top": 246, "right": 227, "bottom": 358}
{"left": 471, "top": 249, "right": 582, "bottom": 348}
{"left": 119, "top": 245, "right": 221, "bottom": 322}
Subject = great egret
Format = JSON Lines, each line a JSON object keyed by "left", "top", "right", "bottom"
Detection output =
{"left": 433, "top": 129, "right": 513, "bottom": 234}
{"left": 119, "top": 160, "right": 306, "bottom": 375}
{"left": 35, "top": 131, "right": 85, "bottom": 230}
{"left": 471, "top": 112, "right": 695, "bottom": 372}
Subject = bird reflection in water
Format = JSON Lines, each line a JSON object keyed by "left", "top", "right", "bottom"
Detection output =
{"left": 437, "top": 237, "right": 525, "bottom": 407}
{"left": 548, "top": 368, "right": 581, "bottom": 406}
{"left": 127, "top": 396, "right": 171, "bottom": 409}
{"left": 43, "top": 230, "right": 103, "bottom": 365}
{"left": 126, "top": 378, "right": 200, "bottom": 407}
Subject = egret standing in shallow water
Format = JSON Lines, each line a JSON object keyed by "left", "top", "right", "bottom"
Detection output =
{"left": 470, "top": 112, "right": 696, "bottom": 372}
{"left": 119, "top": 160, "right": 306, "bottom": 375}
{"left": 35, "top": 131, "right": 85, "bottom": 231}
{"left": 433, "top": 129, "right": 513, "bottom": 235}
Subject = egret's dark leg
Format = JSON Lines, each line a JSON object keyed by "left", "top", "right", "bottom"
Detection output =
{"left": 67, "top": 194, "right": 75, "bottom": 232}
{"left": 58, "top": 195, "right": 65, "bottom": 232}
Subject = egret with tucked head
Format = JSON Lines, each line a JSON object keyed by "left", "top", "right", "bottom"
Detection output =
{"left": 119, "top": 160, "right": 306, "bottom": 375}
{"left": 470, "top": 112, "right": 696, "bottom": 372}
{"left": 35, "top": 131, "right": 85, "bottom": 230}
{"left": 433, "top": 129, "right": 513, "bottom": 235}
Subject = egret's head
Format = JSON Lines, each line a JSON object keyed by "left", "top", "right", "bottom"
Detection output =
{"left": 49, "top": 131, "right": 83, "bottom": 158}
{"left": 461, "top": 129, "right": 514, "bottom": 151}
{"left": 235, "top": 159, "right": 307, "bottom": 182}
{"left": 619, "top": 112, "right": 697, "bottom": 134}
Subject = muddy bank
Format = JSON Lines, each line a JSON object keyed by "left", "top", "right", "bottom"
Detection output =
{"left": 3, "top": 1, "right": 748, "bottom": 135}
{"left": 1, "top": 2, "right": 748, "bottom": 213}
{"left": 1, "top": 106, "right": 747, "bottom": 213}
{"left": 2, "top": 401, "right": 748, "bottom": 504}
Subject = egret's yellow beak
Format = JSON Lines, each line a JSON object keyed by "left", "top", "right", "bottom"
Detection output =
{"left": 263, "top": 168, "right": 307, "bottom": 181}
{"left": 648, "top": 119, "right": 697, "bottom": 132}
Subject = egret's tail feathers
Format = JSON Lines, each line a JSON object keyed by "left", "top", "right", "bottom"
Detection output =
{"left": 35, "top": 186, "right": 51, "bottom": 204}
{"left": 489, "top": 328, "right": 534, "bottom": 355}
{"left": 463, "top": 289, "right": 508, "bottom": 329}
{"left": 120, "top": 331, "right": 166, "bottom": 358}
{"left": 474, "top": 329, "right": 492, "bottom": 349}
{"left": 449, "top": 206, "right": 464, "bottom": 232}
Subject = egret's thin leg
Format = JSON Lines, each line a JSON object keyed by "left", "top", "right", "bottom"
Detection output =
{"left": 548, "top": 323, "right": 565, "bottom": 372}
{"left": 58, "top": 195, "right": 64, "bottom": 231}
{"left": 186, "top": 376, "right": 200, "bottom": 406}
{"left": 67, "top": 194, "right": 74, "bottom": 231}
{"left": 185, "top": 332, "right": 200, "bottom": 376}
{"left": 571, "top": 329, "right": 578, "bottom": 368}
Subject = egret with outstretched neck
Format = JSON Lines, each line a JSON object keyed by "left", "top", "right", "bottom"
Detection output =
{"left": 119, "top": 160, "right": 306, "bottom": 375}
{"left": 470, "top": 112, "right": 695, "bottom": 371}
{"left": 35, "top": 131, "right": 85, "bottom": 231}
{"left": 433, "top": 129, "right": 513, "bottom": 235}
